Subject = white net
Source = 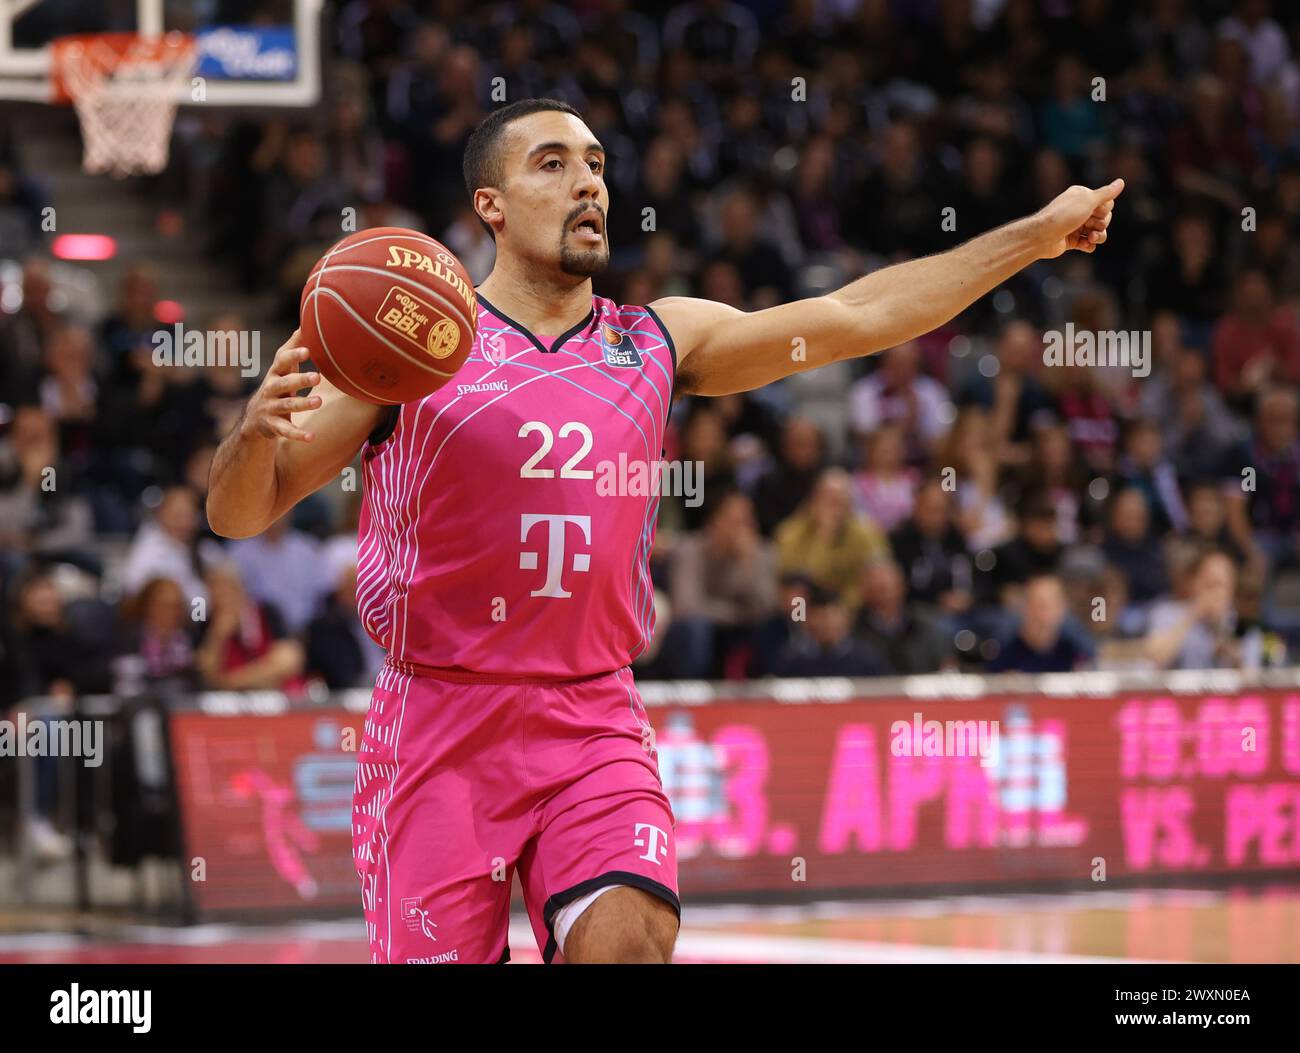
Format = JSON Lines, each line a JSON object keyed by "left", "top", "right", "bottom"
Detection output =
{"left": 55, "top": 36, "right": 197, "bottom": 178}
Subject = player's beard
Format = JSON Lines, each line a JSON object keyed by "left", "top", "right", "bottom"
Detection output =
{"left": 559, "top": 236, "right": 609, "bottom": 277}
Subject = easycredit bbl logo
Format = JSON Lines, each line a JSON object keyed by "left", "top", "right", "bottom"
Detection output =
{"left": 600, "top": 323, "right": 643, "bottom": 368}
{"left": 375, "top": 286, "right": 460, "bottom": 360}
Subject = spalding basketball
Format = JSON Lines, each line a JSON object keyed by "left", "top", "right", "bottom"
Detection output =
{"left": 300, "top": 227, "right": 477, "bottom": 404}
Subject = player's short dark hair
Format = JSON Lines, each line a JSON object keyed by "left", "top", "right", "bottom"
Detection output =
{"left": 462, "top": 98, "right": 583, "bottom": 236}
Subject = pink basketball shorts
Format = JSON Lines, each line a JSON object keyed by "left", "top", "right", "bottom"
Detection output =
{"left": 351, "top": 660, "right": 679, "bottom": 964}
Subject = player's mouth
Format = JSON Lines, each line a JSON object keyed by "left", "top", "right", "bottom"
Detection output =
{"left": 568, "top": 210, "right": 605, "bottom": 245}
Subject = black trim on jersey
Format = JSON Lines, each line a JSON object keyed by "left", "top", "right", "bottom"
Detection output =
{"left": 643, "top": 301, "right": 680, "bottom": 435}
{"left": 475, "top": 293, "right": 595, "bottom": 356}
{"left": 540, "top": 870, "right": 681, "bottom": 964}
{"left": 496, "top": 946, "right": 511, "bottom": 965}
{"left": 642, "top": 302, "right": 677, "bottom": 384}
{"left": 367, "top": 404, "right": 400, "bottom": 446}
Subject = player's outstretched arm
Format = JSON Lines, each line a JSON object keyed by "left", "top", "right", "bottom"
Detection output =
{"left": 207, "top": 329, "right": 384, "bottom": 539}
{"left": 655, "top": 179, "right": 1124, "bottom": 398}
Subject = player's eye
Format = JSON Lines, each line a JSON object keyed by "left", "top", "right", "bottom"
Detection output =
{"left": 588, "top": 158, "right": 604, "bottom": 173}
{"left": 542, "top": 158, "right": 562, "bottom": 170}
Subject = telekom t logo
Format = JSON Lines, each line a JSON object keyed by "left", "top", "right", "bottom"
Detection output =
{"left": 519, "top": 513, "right": 592, "bottom": 597}
{"left": 633, "top": 822, "right": 669, "bottom": 865}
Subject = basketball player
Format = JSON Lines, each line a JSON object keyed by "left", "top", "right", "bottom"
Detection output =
{"left": 207, "top": 98, "right": 1121, "bottom": 964}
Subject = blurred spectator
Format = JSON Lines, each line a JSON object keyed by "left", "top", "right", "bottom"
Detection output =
{"left": 195, "top": 564, "right": 307, "bottom": 693}
{"left": 792, "top": 134, "right": 846, "bottom": 253}
{"left": 774, "top": 469, "right": 888, "bottom": 607}
{"left": 1167, "top": 74, "right": 1254, "bottom": 215}
{"left": 115, "top": 576, "right": 198, "bottom": 693}
{"left": 1218, "top": 1, "right": 1291, "bottom": 87}
{"left": 259, "top": 128, "right": 349, "bottom": 298}
{"left": 39, "top": 324, "right": 98, "bottom": 443}
{"left": 1090, "top": 564, "right": 1150, "bottom": 669}
{"left": 937, "top": 406, "right": 1014, "bottom": 550}
{"left": 750, "top": 416, "right": 824, "bottom": 536}
{"left": 6, "top": 568, "right": 111, "bottom": 861}
{"left": 326, "top": 93, "right": 385, "bottom": 203}
{"left": 888, "top": 481, "right": 972, "bottom": 614}
{"left": 1141, "top": 337, "right": 1244, "bottom": 480}
{"left": 772, "top": 584, "right": 884, "bottom": 677}
{"left": 667, "top": 492, "right": 777, "bottom": 678}
{"left": 1101, "top": 486, "right": 1170, "bottom": 604}
{"left": 1211, "top": 269, "right": 1300, "bottom": 405}
{"left": 849, "top": 341, "right": 951, "bottom": 462}
{"left": 8, "top": 568, "right": 111, "bottom": 701}
{"left": 1142, "top": 548, "right": 1262, "bottom": 670}
{"left": 228, "top": 513, "right": 326, "bottom": 635}
{"left": 121, "top": 486, "right": 215, "bottom": 606}
{"left": 668, "top": 405, "right": 737, "bottom": 532}
{"left": 306, "top": 561, "right": 386, "bottom": 689}
{"left": 1040, "top": 55, "right": 1108, "bottom": 162}
{"left": 988, "top": 574, "right": 1093, "bottom": 673}
{"left": 0, "top": 405, "right": 96, "bottom": 565}
{"left": 960, "top": 319, "right": 1056, "bottom": 463}
{"left": 985, "top": 496, "right": 1065, "bottom": 604}
{"left": 663, "top": 0, "right": 759, "bottom": 71}
{"left": 851, "top": 423, "right": 917, "bottom": 532}
{"left": 100, "top": 265, "right": 159, "bottom": 373}
{"left": 852, "top": 558, "right": 952, "bottom": 674}
{"left": 1146, "top": 211, "right": 1225, "bottom": 347}
{"left": 1223, "top": 387, "right": 1300, "bottom": 569}
{"left": 1115, "top": 418, "right": 1188, "bottom": 536}
{"left": 705, "top": 187, "right": 792, "bottom": 307}
{"left": 442, "top": 201, "right": 497, "bottom": 284}
{"left": 843, "top": 122, "right": 942, "bottom": 260}
{"left": 747, "top": 571, "right": 814, "bottom": 677}
{"left": 1010, "top": 424, "right": 1086, "bottom": 544}
{"left": 1181, "top": 480, "right": 1248, "bottom": 566}
{"left": 0, "top": 161, "right": 43, "bottom": 257}
{"left": 0, "top": 258, "right": 62, "bottom": 406}
{"left": 1050, "top": 364, "right": 1119, "bottom": 476}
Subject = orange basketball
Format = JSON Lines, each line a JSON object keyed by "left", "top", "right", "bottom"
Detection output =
{"left": 299, "top": 227, "right": 478, "bottom": 404}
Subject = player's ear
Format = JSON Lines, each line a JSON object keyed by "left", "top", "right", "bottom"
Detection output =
{"left": 474, "top": 187, "right": 504, "bottom": 236}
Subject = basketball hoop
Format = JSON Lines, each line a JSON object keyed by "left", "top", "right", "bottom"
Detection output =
{"left": 51, "top": 32, "right": 197, "bottom": 178}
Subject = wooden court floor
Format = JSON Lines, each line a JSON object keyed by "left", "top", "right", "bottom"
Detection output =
{"left": 1, "top": 885, "right": 1297, "bottom": 963}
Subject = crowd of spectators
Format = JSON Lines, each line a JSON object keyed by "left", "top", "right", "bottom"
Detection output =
{"left": 3, "top": 0, "right": 1300, "bottom": 711}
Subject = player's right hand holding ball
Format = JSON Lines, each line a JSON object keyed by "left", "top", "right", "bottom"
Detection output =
{"left": 241, "top": 329, "right": 324, "bottom": 443}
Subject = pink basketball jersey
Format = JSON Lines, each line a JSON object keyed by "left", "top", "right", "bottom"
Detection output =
{"left": 355, "top": 294, "right": 676, "bottom": 679}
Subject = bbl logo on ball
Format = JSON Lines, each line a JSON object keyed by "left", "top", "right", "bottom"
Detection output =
{"left": 376, "top": 287, "right": 460, "bottom": 360}
{"left": 427, "top": 318, "right": 460, "bottom": 359}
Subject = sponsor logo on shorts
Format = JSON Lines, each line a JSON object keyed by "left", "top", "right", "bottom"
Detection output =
{"left": 402, "top": 896, "right": 439, "bottom": 940}
{"left": 633, "top": 822, "right": 669, "bottom": 865}
{"left": 375, "top": 286, "right": 460, "bottom": 360}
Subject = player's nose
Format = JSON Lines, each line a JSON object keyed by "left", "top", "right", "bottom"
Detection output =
{"left": 571, "top": 163, "right": 600, "bottom": 199}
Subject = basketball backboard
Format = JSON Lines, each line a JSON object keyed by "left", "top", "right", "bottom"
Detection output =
{"left": 0, "top": 0, "right": 322, "bottom": 106}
